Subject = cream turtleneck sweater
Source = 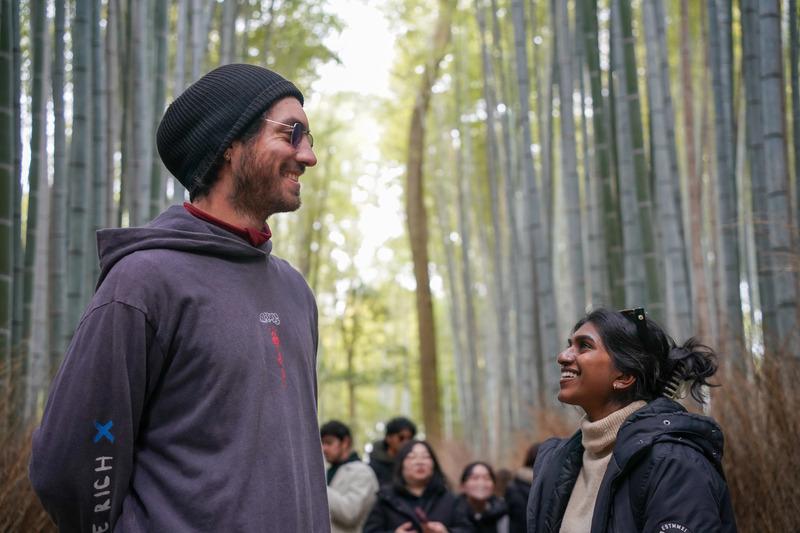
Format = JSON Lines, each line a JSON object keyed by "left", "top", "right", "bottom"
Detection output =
{"left": 559, "top": 400, "right": 647, "bottom": 533}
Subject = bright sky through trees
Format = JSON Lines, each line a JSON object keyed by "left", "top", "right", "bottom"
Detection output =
{"left": 312, "top": 0, "right": 395, "bottom": 98}
{"left": 310, "top": 0, "right": 417, "bottom": 288}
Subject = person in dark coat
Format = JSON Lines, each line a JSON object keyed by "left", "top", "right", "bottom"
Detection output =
{"left": 526, "top": 307, "right": 738, "bottom": 533}
{"left": 492, "top": 468, "right": 512, "bottom": 498}
{"left": 368, "top": 416, "right": 417, "bottom": 486}
{"left": 504, "top": 443, "right": 538, "bottom": 533}
{"left": 364, "top": 439, "right": 473, "bottom": 533}
{"left": 458, "top": 461, "right": 509, "bottom": 533}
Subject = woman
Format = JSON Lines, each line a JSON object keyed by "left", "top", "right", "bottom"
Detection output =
{"left": 363, "top": 439, "right": 473, "bottom": 533}
{"left": 526, "top": 308, "right": 737, "bottom": 533}
{"left": 458, "top": 462, "right": 509, "bottom": 533}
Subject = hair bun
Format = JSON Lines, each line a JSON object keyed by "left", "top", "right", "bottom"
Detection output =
{"left": 668, "top": 346, "right": 692, "bottom": 362}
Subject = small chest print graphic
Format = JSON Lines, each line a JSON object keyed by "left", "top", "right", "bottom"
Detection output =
{"left": 658, "top": 522, "right": 691, "bottom": 533}
{"left": 259, "top": 312, "right": 280, "bottom": 326}
{"left": 259, "top": 312, "right": 287, "bottom": 387}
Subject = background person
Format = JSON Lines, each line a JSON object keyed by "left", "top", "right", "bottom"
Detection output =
{"left": 368, "top": 416, "right": 417, "bottom": 486}
{"left": 321, "top": 420, "right": 379, "bottom": 533}
{"left": 526, "top": 308, "right": 737, "bottom": 533}
{"left": 458, "top": 461, "right": 509, "bottom": 533}
{"left": 29, "top": 64, "right": 328, "bottom": 532}
{"left": 504, "top": 442, "right": 538, "bottom": 533}
{"left": 492, "top": 467, "right": 513, "bottom": 499}
{"left": 364, "top": 439, "right": 472, "bottom": 533}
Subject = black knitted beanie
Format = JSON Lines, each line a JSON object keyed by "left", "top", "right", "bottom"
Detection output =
{"left": 156, "top": 63, "right": 304, "bottom": 195}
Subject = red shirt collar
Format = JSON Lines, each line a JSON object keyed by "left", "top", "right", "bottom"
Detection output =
{"left": 184, "top": 202, "right": 272, "bottom": 246}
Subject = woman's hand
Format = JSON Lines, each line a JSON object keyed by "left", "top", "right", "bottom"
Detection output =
{"left": 421, "top": 521, "right": 448, "bottom": 533}
{"left": 394, "top": 521, "right": 415, "bottom": 532}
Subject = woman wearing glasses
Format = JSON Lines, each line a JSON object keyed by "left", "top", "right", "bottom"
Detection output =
{"left": 526, "top": 308, "right": 738, "bottom": 533}
{"left": 364, "top": 440, "right": 472, "bottom": 533}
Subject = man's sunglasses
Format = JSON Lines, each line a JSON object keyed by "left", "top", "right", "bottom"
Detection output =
{"left": 265, "top": 118, "right": 314, "bottom": 148}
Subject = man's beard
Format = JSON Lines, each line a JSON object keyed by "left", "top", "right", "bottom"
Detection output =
{"left": 228, "top": 146, "right": 302, "bottom": 222}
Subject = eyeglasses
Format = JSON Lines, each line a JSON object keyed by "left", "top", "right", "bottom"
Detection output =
{"left": 265, "top": 118, "right": 314, "bottom": 148}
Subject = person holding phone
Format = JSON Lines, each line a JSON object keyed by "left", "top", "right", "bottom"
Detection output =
{"left": 364, "top": 440, "right": 472, "bottom": 533}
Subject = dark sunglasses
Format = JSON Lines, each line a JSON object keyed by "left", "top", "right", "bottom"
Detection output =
{"left": 265, "top": 118, "right": 314, "bottom": 148}
{"left": 619, "top": 307, "right": 646, "bottom": 323}
{"left": 620, "top": 307, "right": 650, "bottom": 344}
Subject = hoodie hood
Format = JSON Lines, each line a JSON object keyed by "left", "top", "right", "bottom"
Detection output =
{"left": 96, "top": 205, "right": 269, "bottom": 287}
{"left": 613, "top": 397, "right": 725, "bottom": 473}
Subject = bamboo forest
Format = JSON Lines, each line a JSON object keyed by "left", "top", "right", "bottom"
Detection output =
{"left": 2, "top": 0, "right": 800, "bottom": 530}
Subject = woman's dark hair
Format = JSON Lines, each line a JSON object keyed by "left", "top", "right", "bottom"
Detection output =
{"left": 574, "top": 308, "right": 718, "bottom": 403}
{"left": 392, "top": 439, "right": 447, "bottom": 490}
{"left": 460, "top": 461, "right": 496, "bottom": 484}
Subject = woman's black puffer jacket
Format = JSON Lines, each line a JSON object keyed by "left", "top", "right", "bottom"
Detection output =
{"left": 527, "top": 398, "right": 738, "bottom": 533}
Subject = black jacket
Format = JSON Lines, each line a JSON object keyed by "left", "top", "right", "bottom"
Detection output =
{"left": 457, "top": 494, "right": 509, "bottom": 533}
{"left": 527, "top": 398, "right": 738, "bottom": 533}
{"left": 367, "top": 439, "right": 395, "bottom": 487}
{"left": 363, "top": 481, "right": 474, "bottom": 533}
{"left": 504, "top": 469, "right": 531, "bottom": 533}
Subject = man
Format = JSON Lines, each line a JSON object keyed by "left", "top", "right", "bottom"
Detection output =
{"left": 29, "top": 64, "right": 329, "bottom": 532}
{"left": 321, "top": 420, "right": 379, "bottom": 533}
{"left": 367, "top": 416, "right": 417, "bottom": 486}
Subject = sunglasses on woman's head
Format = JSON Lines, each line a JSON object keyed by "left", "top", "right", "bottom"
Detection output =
{"left": 620, "top": 306, "right": 651, "bottom": 345}
{"left": 265, "top": 118, "right": 314, "bottom": 148}
{"left": 619, "top": 307, "right": 646, "bottom": 323}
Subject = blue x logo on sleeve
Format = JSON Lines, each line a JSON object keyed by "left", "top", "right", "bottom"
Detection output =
{"left": 94, "top": 420, "right": 115, "bottom": 443}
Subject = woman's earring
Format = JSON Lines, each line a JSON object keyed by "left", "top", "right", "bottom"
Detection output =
{"left": 612, "top": 383, "right": 619, "bottom": 390}
{"left": 224, "top": 151, "right": 231, "bottom": 161}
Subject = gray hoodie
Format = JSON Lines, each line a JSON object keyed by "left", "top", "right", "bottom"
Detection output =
{"left": 30, "top": 205, "right": 330, "bottom": 532}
